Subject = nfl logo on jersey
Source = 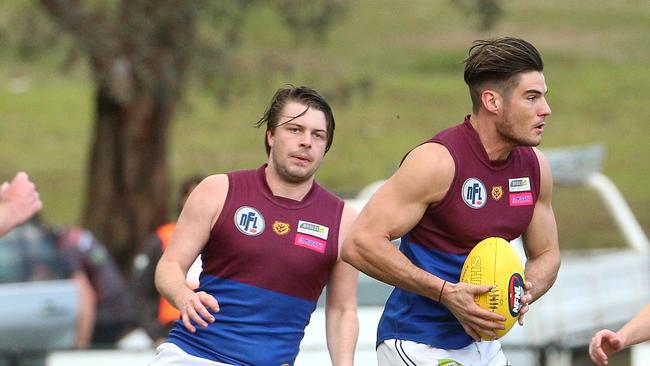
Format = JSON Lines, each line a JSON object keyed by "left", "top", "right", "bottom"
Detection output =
{"left": 234, "top": 206, "right": 265, "bottom": 235}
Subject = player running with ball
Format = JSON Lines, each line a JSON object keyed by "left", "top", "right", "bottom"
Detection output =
{"left": 342, "top": 37, "right": 561, "bottom": 365}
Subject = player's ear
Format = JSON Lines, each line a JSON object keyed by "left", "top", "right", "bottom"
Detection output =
{"left": 481, "top": 90, "right": 501, "bottom": 114}
{"left": 266, "top": 129, "right": 275, "bottom": 149}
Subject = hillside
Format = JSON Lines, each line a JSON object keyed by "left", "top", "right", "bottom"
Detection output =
{"left": 1, "top": 0, "right": 648, "bottom": 249}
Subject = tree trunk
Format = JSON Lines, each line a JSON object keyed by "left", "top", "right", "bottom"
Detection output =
{"left": 83, "top": 79, "right": 174, "bottom": 275}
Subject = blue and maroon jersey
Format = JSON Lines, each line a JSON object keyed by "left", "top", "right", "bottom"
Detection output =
{"left": 377, "top": 116, "right": 541, "bottom": 349}
{"left": 168, "top": 165, "right": 343, "bottom": 365}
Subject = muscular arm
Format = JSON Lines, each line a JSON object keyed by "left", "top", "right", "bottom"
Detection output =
{"left": 325, "top": 204, "right": 359, "bottom": 366}
{"left": 342, "top": 143, "right": 504, "bottom": 340}
{"left": 155, "top": 174, "right": 227, "bottom": 333}
{"left": 342, "top": 144, "right": 449, "bottom": 296}
{"left": 521, "top": 149, "right": 561, "bottom": 305}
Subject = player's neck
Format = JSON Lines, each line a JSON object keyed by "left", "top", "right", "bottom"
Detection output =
{"left": 264, "top": 164, "right": 314, "bottom": 201}
{"left": 469, "top": 114, "right": 514, "bottom": 161}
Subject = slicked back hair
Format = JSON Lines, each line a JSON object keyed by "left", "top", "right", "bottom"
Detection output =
{"left": 255, "top": 86, "right": 335, "bottom": 155}
{"left": 464, "top": 37, "right": 544, "bottom": 113}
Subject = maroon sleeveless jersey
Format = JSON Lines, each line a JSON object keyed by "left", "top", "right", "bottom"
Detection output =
{"left": 168, "top": 164, "right": 344, "bottom": 364}
{"left": 202, "top": 164, "right": 342, "bottom": 300}
{"left": 410, "top": 115, "right": 541, "bottom": 254}
{"left": 377, "top": 116, "right": 541, "bottom": 350}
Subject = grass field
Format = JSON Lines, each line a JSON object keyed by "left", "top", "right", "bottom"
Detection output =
{"left": 0, "top": 0, "right": 648, "bottom": 250}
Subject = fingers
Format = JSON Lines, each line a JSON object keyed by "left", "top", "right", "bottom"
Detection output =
{"left": 607, "top": 334, "right": 623, "bottom": 351}
{"left": 12, "top": 171, "right": 29, "bottom": 183}
{"left": 475, "top": 284, "right": 494, "bottom": 295}
{"left": 472, "top": 285, "right": 507, "bottom": 321}
{"left": 199, "top": 291, "right": 221, "bottom": 313}
{"left": 194, "top": 293, "right": 218, "bottom": 323}
{"left": 180, "top": 292, "right": 220, "bottom": 333}
{"left": 461, "top": 323, "right": 481, "bottom": 342}
{"left": 461, "top": 314, "right": 501, "bottom": 341}
{"left": 522, "top": 281, "right": 533, "bottom": 305}
{"left": 446, "top": 282, "right": 508, "bottom": 339}
{"left": 517, "top": 280, "right": 533, "bottom": 326}
{"left": 181, "top": 304, "right": 197, "bottom": 333}
{"left": 458, "top": 301, "right": 506, "bottom": 340}
{"left": 518, "top": 303, "right": 528, "bottom": 326}
{"left": 0, "top": 172, "right": 42, "bottom": 232}
{"left": 589, "top": 330, "right": 622, "bottom": 366}
{"left": 589, "top": 334, "right": 608, "bottom": 365}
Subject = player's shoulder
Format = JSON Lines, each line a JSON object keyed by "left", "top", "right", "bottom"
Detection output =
{"left": 531, "top": 146, "right": 547, "bottom": 162}
{"left": 385, "top": 142, "right": 454, "bottom": 205}
{"left": 195, "top": 174, "right": 228, "bottom": 193}
{"left": 341, "top": 201, "right": 359, "bottom": 223}
{"left": 530, "top": 147, "right": 551, "bottom": 176}
{"left": 401, "top": 142, "right": 455, "bottom": 179}
{"left": 184, "top": 174, "right": 230, "bottom": 212}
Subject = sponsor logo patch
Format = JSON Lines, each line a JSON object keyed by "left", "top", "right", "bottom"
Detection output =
{"left": 509, "top": 192, "right": 534, "bottom": 206}
{"left": 491, "top": 186, "right": 503, "bottom": 201}
{"left": 461, "top": 178, "right": 486, "bottom": 209}
{"left": 294, "top": 233, "right": 326, "bottom": 253}
{"left": 297, "top": 220, "right": 329, "bottom": 240}
{"left": 272, "top": 221, "right": 290, "bottom": 236}
{"left": 509, "top": 177, "right": 531, "bottom": 192}
{"left": 234, "top": 206, "right": 265, "bottom": 236}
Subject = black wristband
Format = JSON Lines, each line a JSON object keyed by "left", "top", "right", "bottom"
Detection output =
{"left": 438, "top": 280, "right": 447, "bottom": 302}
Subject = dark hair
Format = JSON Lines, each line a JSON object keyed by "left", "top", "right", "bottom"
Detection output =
{"left": 463, "top": 37, "right": 544, "bottom": 112}
{"left": 255, "top": 85, "right": 335, "bottom": 155}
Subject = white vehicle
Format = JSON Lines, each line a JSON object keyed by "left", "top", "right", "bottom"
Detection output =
{"left": 0, "top": 222, "right": 78, "bottom": 366}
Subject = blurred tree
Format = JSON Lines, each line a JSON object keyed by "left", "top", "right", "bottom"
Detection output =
{"left": 20, "top": 0, "right": 347, "bottom": 274}
{"left": 452, "top": 0, "right": 503, "bottom": 31}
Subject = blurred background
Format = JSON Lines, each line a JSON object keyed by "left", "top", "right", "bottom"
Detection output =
{"left": 0, "top": 0, "right": 648, "bottom": 365}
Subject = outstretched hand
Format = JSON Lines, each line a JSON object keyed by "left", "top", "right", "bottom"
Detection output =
{"left": 440, "top": 282, "right": 506, "bottom": 341}
{"left": 178, "top": 291, "right": 221, "bottom": 333}
{"left": 0, "top": 172, "right": 42, "bottom": 236}
{"left": 589, "top": 329, "right": 624, "bottom": 365}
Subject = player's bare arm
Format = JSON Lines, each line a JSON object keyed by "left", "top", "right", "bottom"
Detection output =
{"left": 589, "top": 303, "right": 650, "bottom": 365}
{"left": 342, "top": 143, "right": 505, "bottom": 340}
{"left": 155, "top": 174, "right": 228, "bottom": 333}
{"left": 519, "top": 148, "right": 561, "bottom": 324}
{"left": 71, "top": 271, "right": 95, "bottom": 349}
{"left": 325, "top": 203, "right": 359, "bottom": 366}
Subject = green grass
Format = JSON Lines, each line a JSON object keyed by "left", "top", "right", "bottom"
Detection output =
{"left": 1, "top": 0, "right": 649, "bottom": 250}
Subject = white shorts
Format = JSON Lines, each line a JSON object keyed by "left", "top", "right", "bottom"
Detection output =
{"left": 149, "top": 342, "right": 233, "bottom": 366}
{"left": 377, "top": 339, "right": 511, "bottom": 366}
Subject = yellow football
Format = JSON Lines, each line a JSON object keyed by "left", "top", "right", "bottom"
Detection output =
{"left": 459, "top": 237, "right": 525, "bottom": 339}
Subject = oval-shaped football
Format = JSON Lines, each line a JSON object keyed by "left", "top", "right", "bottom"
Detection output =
{"left": 459, "top": 237, "right": 525, "bottom": 339}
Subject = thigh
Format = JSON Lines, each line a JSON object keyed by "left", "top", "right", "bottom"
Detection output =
{"left": 377, "top": 339, "right": 509, "bottom": 366}
{"left": 378, "top": 339, "right": 463, "bottom": 366}
{"left": 150, "top": 343, "right": 232, "bottom": 366}
{"left": 477, "top": 341, "right": 510, "bottom": 366}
